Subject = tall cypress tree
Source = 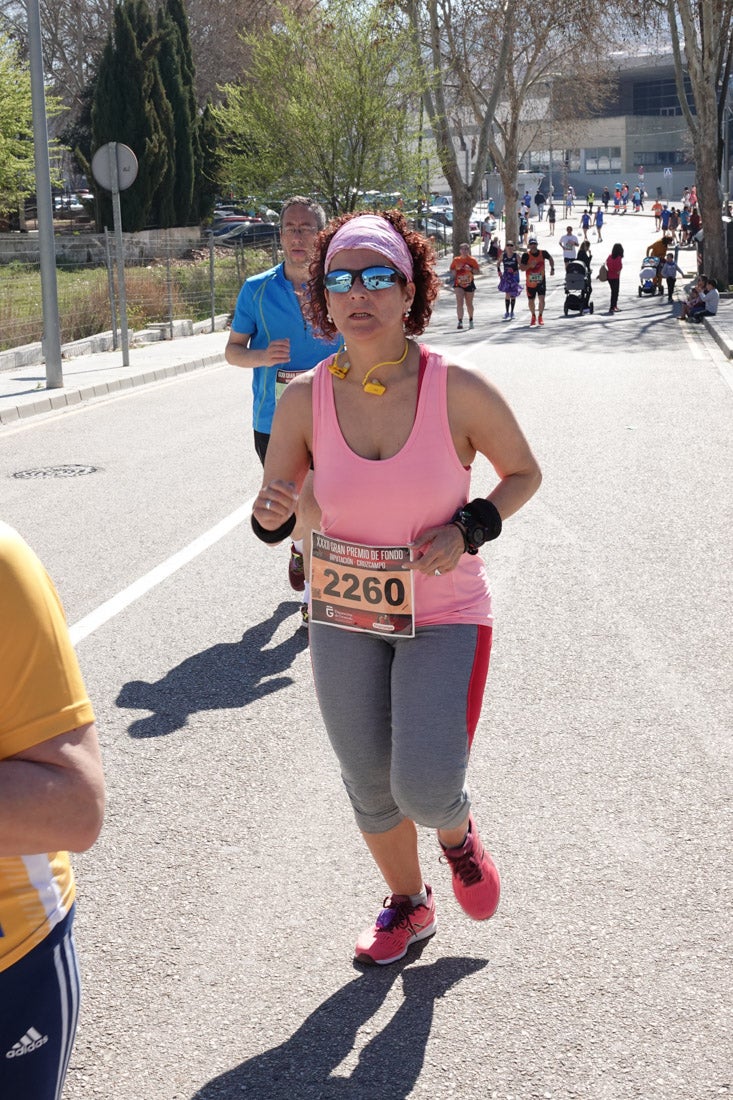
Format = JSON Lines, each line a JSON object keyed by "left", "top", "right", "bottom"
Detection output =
{"left": 165, "top": 0, "right": 204, "bottom": 219}
{"left": 91, "top": 1, "right": 168, "bottom": 231}
{"left": 197, "top": 99, "right": 221, "bottom": 221}
{"left": 127, "top": 0, "right": 175, "bottom": 229}
{"left": 156, "top": 7, "right": 194, "bottom": 225}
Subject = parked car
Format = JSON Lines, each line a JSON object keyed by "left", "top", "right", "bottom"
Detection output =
{"left": 429, "top": 208, "right": 480, "bottom": 240}
{"left": 54, "top": 194, "right": 85, "bottom": 213}
{"left": 419, "top": 218, "right": 453, "bottom": 243}
{"left": 209, "top": 218, "right": 279, "bottom": 245}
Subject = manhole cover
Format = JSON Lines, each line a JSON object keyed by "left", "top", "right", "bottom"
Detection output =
{"left": 12, "top": 464, "right": 100, "bottom": 479}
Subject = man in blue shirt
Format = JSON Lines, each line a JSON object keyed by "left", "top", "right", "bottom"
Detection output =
{"left": 226, "top": 197, "right": 341, "bottom": 622}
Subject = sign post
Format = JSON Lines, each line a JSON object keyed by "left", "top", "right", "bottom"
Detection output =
{"left": 91, "top": 143, "right": 138, "bottom": 367}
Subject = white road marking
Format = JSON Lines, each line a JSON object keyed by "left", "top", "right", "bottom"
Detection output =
{"left": 680, "top": 322, "right": 706, "bottom": 359}
{"left": 69, "top": 500, "right": 255, "bottom": 645}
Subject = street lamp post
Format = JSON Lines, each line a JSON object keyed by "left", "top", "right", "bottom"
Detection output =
{"left": 27, "top": 0, "right": 63, "bottom": 388}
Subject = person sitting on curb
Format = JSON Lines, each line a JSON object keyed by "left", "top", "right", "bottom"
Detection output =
{"left": 678, "top": 275, "right": 705, "bottom": 319}
{"left": 679, "top": 276, "right": 719, "bottom": 322}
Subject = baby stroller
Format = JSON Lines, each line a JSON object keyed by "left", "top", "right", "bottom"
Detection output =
{"left": 638, "top": 256, "right": 662, "bottom": 296}
{"left": 563, "top": 260, "right": 593, "bottom": 315}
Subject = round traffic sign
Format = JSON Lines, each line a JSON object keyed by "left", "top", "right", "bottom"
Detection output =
{"left": 91, "top": 143, "right": 138, "bottom": 192}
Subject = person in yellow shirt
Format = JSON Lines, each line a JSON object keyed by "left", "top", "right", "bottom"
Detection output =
{"left": 0, "top": 522, "right": 104, "bottom": 1100}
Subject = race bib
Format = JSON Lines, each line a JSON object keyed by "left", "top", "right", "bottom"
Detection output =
{"left": 528, "top": 271, "right": 543, "bottom": 286}
{"left": 310, "top": 533, "right": 414, "bottom": 637}
{"left": 275, "top": 368, "right": 298, "bottom": 402}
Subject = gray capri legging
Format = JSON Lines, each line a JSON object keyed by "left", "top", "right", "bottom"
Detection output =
{"left": 309, "top": 622, "right": 492, "bottom": 834}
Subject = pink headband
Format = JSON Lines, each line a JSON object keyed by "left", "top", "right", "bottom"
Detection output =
{"left": 325, "top": 215, "right": 414, "bottom": 280}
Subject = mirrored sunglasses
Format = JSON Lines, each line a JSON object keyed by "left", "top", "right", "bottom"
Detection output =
{"left": 324, "top": 266, "right": 403, "bottom": 293}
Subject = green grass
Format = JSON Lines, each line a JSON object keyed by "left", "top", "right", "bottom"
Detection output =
{"left": 0, "top": 247, "right": 268, "bottom": 352}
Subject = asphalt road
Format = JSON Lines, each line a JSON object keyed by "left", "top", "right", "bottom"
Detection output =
{"left": 1, "top": 214, "right": 731, "bottom": 1100}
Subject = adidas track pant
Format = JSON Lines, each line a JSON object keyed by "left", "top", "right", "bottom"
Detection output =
{"left": 0, "top": 906, "right": 80, "bottom": 1100}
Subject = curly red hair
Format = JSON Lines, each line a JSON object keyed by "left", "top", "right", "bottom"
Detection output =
{"left": 305, "top": 209, "right": 441, "bottom": 339}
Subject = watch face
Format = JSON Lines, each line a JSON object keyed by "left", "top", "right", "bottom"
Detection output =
{"left": 471, "top": 526, "right": 486, "bottom": 547}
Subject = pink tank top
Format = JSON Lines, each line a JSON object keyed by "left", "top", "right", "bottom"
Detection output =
{"left": 312, "top": 344, "right": 492, "bottom": 627}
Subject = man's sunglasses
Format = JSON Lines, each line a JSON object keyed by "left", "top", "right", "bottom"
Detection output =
{"left": 324, "top": 266, "right": 404, "bottom": 293}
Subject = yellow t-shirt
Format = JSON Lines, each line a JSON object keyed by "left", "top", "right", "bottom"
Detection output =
{"left": 0, "top": 522, "right": 95, "bottom": 971}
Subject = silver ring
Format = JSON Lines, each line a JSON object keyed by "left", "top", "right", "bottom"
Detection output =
{"left": 265, "top": 499, "right": 272, "bottom": 510}
{"left": 434, "top": 568, "right": 441, "bottom": 576}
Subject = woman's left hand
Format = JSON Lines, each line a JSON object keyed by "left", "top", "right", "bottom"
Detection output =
{"left": 407, "top": 524, "right": 465, "bottom": 576}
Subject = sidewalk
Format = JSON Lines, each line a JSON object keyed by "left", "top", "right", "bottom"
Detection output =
{"left": 0, "top": 323, "right": 229, "bottom": 426}
{"left": 1, "top": 217, "right": 731, "bottom": 426}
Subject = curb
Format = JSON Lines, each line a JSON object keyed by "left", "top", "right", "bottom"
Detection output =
{"left": 0, "top": 315, "right": 230, "bottom": 375}
{"left": 0, "top": 352, "right": 225, "bottom": 426}
{"left": 703, "top": 317, "right": 733, "bottom": 358}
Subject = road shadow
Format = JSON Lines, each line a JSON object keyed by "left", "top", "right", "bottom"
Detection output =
{"left": 190, "top": 953, "right": 488, "bottom": 1099}
{"left": 116, "top": 600, "right": 308, "bottom": 738}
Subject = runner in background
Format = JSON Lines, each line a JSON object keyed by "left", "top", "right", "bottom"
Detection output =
{"left": 251, "top": 210, "right": 541, "bottom": 965}
{"left": 225, "top": 197, "right": 341, "bottom": 625}
{"left": 519, "top": 236, "right": 555, "bottom": 327}
{"left": 449, "top": 243, "right": 481, "bottom": 330}
{"left": 497, "top": 239, "right": 521, "bottom": 320}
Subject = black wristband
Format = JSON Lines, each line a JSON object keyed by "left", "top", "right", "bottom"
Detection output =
{"left": 466, "top": 498, "right": 502, "bottom": 541}
{"left": 251, "top": 512, "right": 296, "bottom": 544}
{"left": 451, "top": 498, "right": 502, "bottom": 554}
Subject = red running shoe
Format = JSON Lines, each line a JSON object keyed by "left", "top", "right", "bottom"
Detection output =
{"left": 288, "top": 543, "right": 305, "bottom": 591}
{"left": 440, "top": 816, "right": 500, "bottom": 920}
{"left": 355, "top": 887, "right": 437, "bottom": 965}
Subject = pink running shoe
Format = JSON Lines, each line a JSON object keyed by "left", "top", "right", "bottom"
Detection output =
{"left": 288, "top": 543, "right": 305, "bottom": 592}
{"left": 355, "top": 887, "right": 437, "bottom": 965}
{"left": 440, "top": 816, "right": 500, "bottom": 921}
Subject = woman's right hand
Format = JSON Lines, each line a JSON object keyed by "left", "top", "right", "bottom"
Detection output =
{"left": 252, "top": 480, "right": 299, "bottom": 529}
{"left": 262, "top": 339, "right": 291, "bottom": 367}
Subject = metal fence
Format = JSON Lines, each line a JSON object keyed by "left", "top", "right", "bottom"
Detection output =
{"left": 0, "top": 229, "right": 280, "bottom": 356}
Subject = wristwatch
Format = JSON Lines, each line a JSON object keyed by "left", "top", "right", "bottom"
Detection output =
{"left": 451, "top": 507, "right": 486, "bottom": 555}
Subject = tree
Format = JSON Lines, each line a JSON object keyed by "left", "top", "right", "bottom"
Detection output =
{"left": 660, "top": 0, "right": 733, "bottom": 284}
{"left": 91, "top": 1, "right": 169, "bottom": 230}
{"left": 0, "top": 0, "right": 110, "bottom": 116}
{"left": 197, "top": 98, "right": 221, "bottom": 220}
{"left": 58, "top": 76, "right": 95, "bottom": 187}
{"left": 401, "top": 0, "right": 512, "bottom": 248}
{"left": 163, "top": 0, "right": 203, "bottom": 222}
{"left": 184, "top": 0, "right": 316, "bottom": 104}
{"left": 0, "top": 0, "right": 315, "bottom": 120}
{"left": 400, "top": 0, "right": 616, "bottom": 250}
{"left": 155, "top": 9, "right": 193, "bottom": 224}
{"left": 214, "top": 0, "right": 422, "bottom": 213}
{"left": 0, "top": 33, "right": 36, "bottom": 216}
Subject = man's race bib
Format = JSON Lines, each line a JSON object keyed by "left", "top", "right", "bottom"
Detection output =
{"left": 275, "top": 368, "right": 298, "bottom": 402}
{"left": 528, "top": 270, "right": 543, "bottom": 286}
{"left": 310, "top": 533, "right": 414, "bottom": 637}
